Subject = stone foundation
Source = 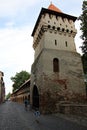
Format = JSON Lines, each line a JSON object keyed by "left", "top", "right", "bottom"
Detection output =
{"left": 59, "top": 103, "right": 87, "bottom": 117}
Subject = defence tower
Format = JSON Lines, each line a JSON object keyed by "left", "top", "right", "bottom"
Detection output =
{"left": 30, "top": 3, "right": 86, "bottom": 113}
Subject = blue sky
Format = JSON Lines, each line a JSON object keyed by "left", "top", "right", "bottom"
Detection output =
{"left": 0, "top": 0, "right": 84, "bottom": 95}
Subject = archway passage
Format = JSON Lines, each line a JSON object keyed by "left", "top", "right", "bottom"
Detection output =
{"left": 32, "top": 85, "right": 39, "bottom": 109}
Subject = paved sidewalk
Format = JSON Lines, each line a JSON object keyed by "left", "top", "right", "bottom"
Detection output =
{"left": 0, "top": 101, "right": 87, "bottom": 130}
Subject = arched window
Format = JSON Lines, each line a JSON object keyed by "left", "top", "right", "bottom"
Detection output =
{"left": 53, "top": 58, "right": 59, "bottom": 72}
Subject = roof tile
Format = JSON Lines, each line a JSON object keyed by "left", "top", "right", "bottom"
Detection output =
{"left": 48, "top": 3, "right": 63, "bottom": 13}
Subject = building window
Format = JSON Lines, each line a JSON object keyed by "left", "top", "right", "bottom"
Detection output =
{"left": 53, "top": 58, "right": 59, "bottom": 72}
{"left": 71, "top": 30, "right": 73, "bottom": 33}
{"left": 65, "top": 41, "right": 68, "bottom": 47}
{"left": 66, "top": 29, "right": 69, "bottom": 33}
{"left": 57, "top": 27, "right": 60, "bottom": 31}
{"left": 55, "top": 40, "right": 57, "bottom": 45}
{"left": 62, "top": 28, "right": 65, "bottom": 32}
{"left": 48, "top": 25, "right": 51, "bottom": 28}
{"left": 53, "top": 26, "right": 55, "bottom": 30}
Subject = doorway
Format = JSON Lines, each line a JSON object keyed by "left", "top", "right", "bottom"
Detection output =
{"left": 32, "top": 85, "right": 39, "bottom": 109}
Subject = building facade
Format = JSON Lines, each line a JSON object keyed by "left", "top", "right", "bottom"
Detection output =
{"left": 10, "top": 79, "right": 30, "bottom": 103}
{"left": 0, "top": 71, "right": 5, "bottom": 103}
{"left": 30, "top": 3, "right": 86, "bottom": 113}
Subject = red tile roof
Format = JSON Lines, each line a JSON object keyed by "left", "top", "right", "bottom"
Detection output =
{"left": 48, "top": 3, "right": 63, "bottom": 13}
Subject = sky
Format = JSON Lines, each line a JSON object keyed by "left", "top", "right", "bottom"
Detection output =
{"left": 0, "top": 0, "right": 84, "bottom": 95}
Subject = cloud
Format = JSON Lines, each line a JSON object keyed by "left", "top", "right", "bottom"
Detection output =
{"left": 0, "top": 25, "right": 34, "bottom": 94}
{"left": 58, "top": 0, "right": 83, "bottom": 16}
{"left": 0, "top": 25, "right": 34, "bottom": 69}
{"left": 0, "top": 0, "right": 41, "bottom": 17}
{"left": 5, "top": 22, "right": 15, "bottom": 27}
{"left": 0, "top": 0, "right": 84, "bottom": 95}
{"left": 0, "top": 0, "right": 42, "bottom": 29}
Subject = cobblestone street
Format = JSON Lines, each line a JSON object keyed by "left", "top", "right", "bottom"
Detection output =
{"left": 0, "top": 101, "right": 87, "bottom": 130}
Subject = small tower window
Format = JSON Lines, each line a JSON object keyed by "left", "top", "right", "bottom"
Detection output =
{"left": 62, "top": 28, "right": 65, "bottom": 32}
{"left": 66, "top": 29, "right": 69, "bottom": 33}
{"left": 53, "top": 26, "right": 55, "bottom": 30}
{"left": 71, "top": 30, "right": 73, "bottom": 33}
{"left": 65, "top": 41, "right": 68, "bottom": 47}
{"left": 57, "top": 27, "right": 60, "bottom": 31}
{"left": 55, "top": 40, "right": 57, "bottom": 46}
{"left": 53, "top": 58, "right": 59, "bottom": 72}
{"left": 48, "top": 25, "right": 51, "bottom": 28}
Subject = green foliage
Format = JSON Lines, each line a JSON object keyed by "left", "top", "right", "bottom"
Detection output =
{"left": 82, "top": 54, "right": 87, "bottom": 74}
{"left": 11, "top": 70, "right": 30, "bottom": 92}
{"left": 79, "top": 0, "right": 87, "bottom": 54}
{"left": 79, "top": 1, "right": 87, "bottom": 75}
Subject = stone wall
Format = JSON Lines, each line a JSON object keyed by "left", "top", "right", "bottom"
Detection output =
{"left": 59, "top": 103, "right": 87, "bottom": 117}
{"left": 30, "top": 49, "right": 86, "bottom": 114}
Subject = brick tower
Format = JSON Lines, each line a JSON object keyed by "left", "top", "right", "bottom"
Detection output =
{"left": 30, "top": 3, "right": 86, "bottom": 113}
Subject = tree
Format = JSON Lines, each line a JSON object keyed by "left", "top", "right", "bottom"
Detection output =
{"left": 79, "top": 1, "right": 87, "bottom": 74}
{"left": 81, "top": 54, "right": 87, "bottom": 74}
{"left": 11, "top": 70, "right": 30, "bottom": 92}
{"left": 79, "top": 0, "right": 87, "bottom": 54}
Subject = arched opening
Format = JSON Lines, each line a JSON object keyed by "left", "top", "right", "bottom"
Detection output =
{"left": 32, "top": 85, "right": 39, "bottom": 109}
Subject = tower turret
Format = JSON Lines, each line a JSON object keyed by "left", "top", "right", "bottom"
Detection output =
{"left": 32, "top": 3, "right": 77, "bottom": 59}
